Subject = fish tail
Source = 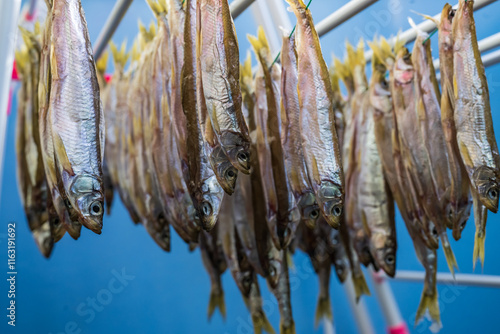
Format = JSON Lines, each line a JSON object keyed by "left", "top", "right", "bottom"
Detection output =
{"left": 410, "top": 10, "right": 440, "bottom": 25}
{"left": 208, "top": 285, "right": 226, "bottom": 321}
{"left": 145, "top": 0, "right": 167, "bottom": 17}
{"left": 352, "top": 273, "right": 371, "bottom": 302}
{"left": 252, "top": 309, "right": 276, "bottom": 334}
{"left": 279, "top": 319, "right": 296, "bottom": 334}
{"left": 473, "top": 227, "right": 486, "bottom": 270}
{"left": 441, "top": 235, "right": 458, "bottom": 277}
{"left": 415, "top": 288, "right": 441, "bottom": 330}
{"left": 314, "top": 295, "right": 333, "bottom": 328}
{"left": 247, "top": 26, "right": 270, "bottom": 65}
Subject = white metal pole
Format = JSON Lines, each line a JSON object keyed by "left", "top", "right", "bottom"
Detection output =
{"left": 394, "top": 270, "right": 500, "bottom": 288}
{"left": 251, "top": 0, "right": 281, "bottom": 55}
{"left": 482, "top": 49, "right": 500, "bottom": 68}
{"left": 93, "top": 0, "right": 134, "bottom": 60}
{"left": 344, "top": 277, "right": 375, "bottom": 334}
{"left": 434, "top": 32, "right": 500, "bottom": 70}
{"left": 370, "top": 269, "right": 409, "bottom": 334}
{"left": 230, "top": 0, "right": 256, "bottom": 19}
{"left": 365, "top": 0, "right": 498, "bottom": 62}
{"left": 268, "top": 0, "right": 293, "bottom": 34}
{"left": 315, "top": 0, "right": 378, "bottom": 38}
{"left": 0, "top": 0, "right": 22, "bottom": 204}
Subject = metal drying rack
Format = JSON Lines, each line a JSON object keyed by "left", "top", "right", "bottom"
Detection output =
{"left": 2, "top": 0, "right": 500, "bottom": 333}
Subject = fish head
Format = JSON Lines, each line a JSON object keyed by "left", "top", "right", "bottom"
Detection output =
{"left": 210, "top": 146, "right": 238, "bottom": 194}
{"left": 330, "top": 230, "right": 349, "bottom": 282}
{"left": 440, "top": 4, "right": 455, "bottom": 49}
{"left": 452, "top": 198, "right": 472, "bottom": 240}
{"left": 266, "top": 256, "right": 282, "bottom": 290}
{"left": 220, "top": 131, "right": 251, "bottom": 175}
{"left": 278, "top": 206, "right": 301, "bottom": 249}
{"left": 419, "top": 219, "right": 440, "bottom": 250}
{"left": 317, "top": 181, "right": 343, "bottom": 229}
{"left": 394, "top": 48, "right": 414, "bottom": 85}
{"left": 473, "top": 166, "right": 499, "bottom": 213}
{"left": 298, "top": 192, "right": 321, "bottom": 229}
{"left": 370, "top": 67, "right": 392, "bottom": 118}
{"left": 371, "top": 233, "right": 396, "bottom": 277}
{"left": 198, "top": 175, "right": 225, "bottom": 231}
{"left": 32, "top": 220, "right": 54, "bottom": 258}
{"left": 71, "top": 175, "right": 104, "bottom": 233}
{"left": 235, "top": 270, "right": 253, "bottom": 298}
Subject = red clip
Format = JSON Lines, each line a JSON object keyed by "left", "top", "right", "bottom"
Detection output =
{"left": 11, "top": 61, "right": 19, "bottom": 81}
{"left": 25, "top": 10, "right": 35, "bottom": 22}
{"left": 372, "top": 270, "right": 385, "bottom": 285}
{"left": 388, "top": 322, "right": 409, "bottom": 334}
{"left": 104, "top": 74, "right": 112, "bottom": 83}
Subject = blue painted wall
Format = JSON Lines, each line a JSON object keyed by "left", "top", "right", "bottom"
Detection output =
{"left": 2, "top": 1, "right": 500, "bottom": 333}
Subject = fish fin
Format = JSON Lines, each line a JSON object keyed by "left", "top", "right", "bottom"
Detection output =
{"left": 410, "top": 10, "right": 440, "bottom": 25}
{"left": 96, "top": 50, "right": 109, "bottom": 75}
{"left": 252, "top": 309, "right": 276, "bottom": 334}
{"left": 444, "top": 78, "right": 456, "bottom": 110}
{"left": 360, "top": 210, "right": 372, "bottom": 238}
{"left": 279, "top": 319, "right": 296, "bottom": 334}
{"left": 352, "top": 273, "right": 371, "bottom": 301}
{"left": 441, "top": 235, "right": 458, "bottom": 277}
{"left": 146, "top": 0, "right": 167, "bottom": 18}
{"left": 453, "top": 75, "right": 458, "bottom": 99}
{"left": 204, "top": 112, "right": 216, "bottom": 146}
{"left": 52, "top": 133, "right": 75, "bottom": 176}
{"left": 472, "top": 204, "right": 487, "bottom": 270}
{"left": 207, "top": 286, "right": 226, "bottom": 321}
{"left": 311, "top": 155, "right": 321, "bottom": 186}
{"left": 458, "top": 141, "right": 473, "bottom": 169}
{"left": 415, "top": 289, "right": 441, "bottom": 330}
{"left": 210, "top": 104, "right": 220, "bottom": 133}
{"left": 314, "top": 295, "right": 333, "bottom": 328}
{"left": 286, "top": 251, "right": 295, "bottom": 270}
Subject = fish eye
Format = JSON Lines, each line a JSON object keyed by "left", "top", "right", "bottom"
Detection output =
{"left": 380, "top": 79, "right": 388, "bottom": 89}
{"left": 336, "top": 263, "right": 345, "bottom": 275}
{"left": 488, "top": 188, "right": 498, "bottom": 200}
{"left": 448, "top": 209, "right": 453, "bottom": 219}
{"left": 90, "top": 201, "right": 103, "bottom": 216}
{"left": 269, "top": 265, "right": 276, "bottom": 277}
{"left": 237, "top": 151, "right": 249, "bottom": 163}
{"left": 226, "top": 168, "right": 237, "bottom": 180}
{"left": 331, "top": 205, "right": 342, "bottom": 217}
{"left": 460, "top": 221, "right": 466, "bottom": 230}
{"left": 309, "top": 209, "right": 319, "bottom": 219}
{"left": 385, "top": 254, "right": 395, "bottom": 265}
{"left": 403, "top": 54, "right": 411, "bottom": 62}
{"left": 201, "top": 202, "right": 213, "bottom": 217}
{"left": 242, "top": 275, "right": 252, "bottom": 287}
{"left": 432, "top": 226, "right": 438, "bottom": 237}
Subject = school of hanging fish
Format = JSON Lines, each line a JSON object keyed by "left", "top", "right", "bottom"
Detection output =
{"left": 14, "top": 0, "right": 498, "bottom": 332}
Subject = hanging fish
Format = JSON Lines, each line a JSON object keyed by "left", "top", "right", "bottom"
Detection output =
{"left": 286, "top": 0, "right": 344, "bottom": 229}
{"left": 198, "top": 0, "right": 251, "bottom": 174}
{"left": 280, "top": 31, "right": 320, "bottom": 230}
{"left": 453, "top": 0, "right": 499, "bottom": 266}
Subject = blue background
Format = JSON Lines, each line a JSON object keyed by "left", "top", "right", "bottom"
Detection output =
{"left": 2, "top": 0, "right": 500, "bottom": 333}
